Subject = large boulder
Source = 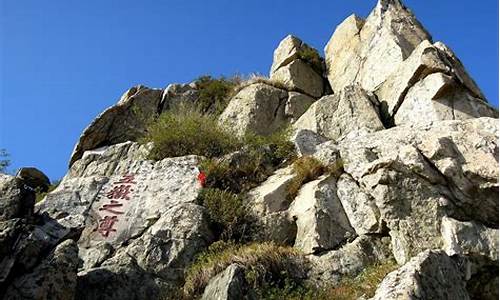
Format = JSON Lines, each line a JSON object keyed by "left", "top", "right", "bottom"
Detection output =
{"left": 271, "top": 60, "right": 324, "bottom": 98}
{"left": 289, "top": 175, "right": 355, "bottom": 254}
{"left": 69, "top": 86, "right": 163, "bottom": 166}
{"left": 269, "top": 35, "right": 325, "bottom": 98}
{"left": 370, "top": 250, "right": 469, "bottom": 300}
{"left": 393, "top": 72, "right": 497, "bottom": 126}
{"left": 0, "top": 174, "right": 35, "bottom": 221}
{"left": 3, "top": 239, "right": 79, "bottom": 300}
{"left": 218, "top": 83, "right": 288, "bottom": 137}
{"left": 37, "top": 141, "right": 214, "bottom": 298}
{"left": 308, "top": 235, "right": 393, "bottom": 285}
{"left": 325, "top": 1, "right": 497, "bottom": 126}
{"left": 201, "top": 264, "right": 247, "bottom": 300}
{"left": 339, "top": 117, "right": 498, "bottom": 264}
{"left": 293, "top": 85, "right": 384, "bottom": 142}
{"left": 16, "top": 167, "right": 51, "bottom": 192}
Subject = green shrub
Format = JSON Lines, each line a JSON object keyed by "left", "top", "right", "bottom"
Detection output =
{"left": 35, "top": 180, "right": 60, "bottom": 203}
{"left": 196, "top": 188, "right": 247, "bottom": 240}
{"left": 144, "top": 107, "right": 240, "bottom": 161}
{"left": 286, "top": 156, "right": 326, "bottom": 201}
{"left": 198, "top": 127, "right": 296, "bottom": 194}
{"left": 194, "top": 75, "right": 241, "bottom": 115}
{"left": 297, "top": 47, "right": 323, "bottom": 75}
{"left": 258, "top": 259, "right": 398, "bottom": 300}
{"left": 183, "top": 241, "right": 308, "bottom": 298}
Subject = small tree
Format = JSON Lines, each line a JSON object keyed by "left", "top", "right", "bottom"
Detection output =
{"left": 0, "top": 149, "right": 10, "bottom": 173}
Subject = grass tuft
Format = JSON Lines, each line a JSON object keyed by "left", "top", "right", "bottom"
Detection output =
{"left": 183, "top": 241, "right": 308, "bottom": 298}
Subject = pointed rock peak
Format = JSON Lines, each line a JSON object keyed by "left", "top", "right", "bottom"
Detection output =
{"left": 270, "top": 34, "right": 323, "bottom": 76}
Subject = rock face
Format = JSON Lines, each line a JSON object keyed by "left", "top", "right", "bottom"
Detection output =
{"left": 324, "top": 0, "right": 497, "bottom": 126}
{"left": 370, "top": 250, "right": 470, "bottom": 300}
{"left": 0, "top": 174, "right": 35, "bottom": 221}
{"left": 269, "top": 35, "right": 325, "bottom": 98}
{"left": 293, "top": 85, "right": 384, "bottom": 141}
{"left": 36, "top": 142, "right": 213, "bottom": 298}
{"left": 219, "top": 83, "right": 288, "bottom": 137}
{"left": 289, "top": 175, "right": 355, "bottom": 254}
{"left": 339, "top": 117, "right": 498, "bottom": 264}
{"left": 4, "top": 0, "right": 499, "bottom": 299}
{"left": 4, "top": 239, "right": 79, "bottom": 300}
{"left": 201, "top": 264, "right": 247, "bottom": 300}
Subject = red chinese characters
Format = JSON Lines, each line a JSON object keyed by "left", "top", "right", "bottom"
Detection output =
{"left": 96, "top": 174, "right": 137, "bottom": 238}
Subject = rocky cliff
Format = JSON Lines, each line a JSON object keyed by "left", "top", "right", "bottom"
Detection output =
{"left": 1, "top": 0, "right": 498, "bottom": 299}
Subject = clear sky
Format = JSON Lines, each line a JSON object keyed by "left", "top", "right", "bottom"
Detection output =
{"left": 1, "top": 0, "right": 498, "bottom": 181}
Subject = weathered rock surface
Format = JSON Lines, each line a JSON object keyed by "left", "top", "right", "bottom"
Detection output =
{"left": 370, "top": 250, "right": 470, "bottom": 300}
{"left": 325, "top": 1, "right": 497, "bottom": 126}
{"left": 69, "top": 86, "right": 163, "bottom": 166}
{"left": 219, "top": 83, "right": 288, "bottom": 137}
{"left": 201, "top": 264, "right": 247, "bottom": 300}
{"left": 441, "top": 216, "right": 498, "bottom": 261}
{"left": 289, "top": 175, "right": 355, "bottom": 254}
{"left": 325, "top": 0, "right": 430, "bottom": 93}
{"left": 4, "top": 0, "right": 498, "bottom": 298}
{"left": 4, "top": 239, "right": 79, "bottom": 300}
{"left": 270, "top": 35, "right": 321, "bottom": 76}
{"left": 285, "top": 92, "right": 315, "bottom": 121}
{"left": 339, "top": 117, "right": 498, "bottom": 264}
{"left": 293, "top": 85, "right": 384, "bottom": 142}
{"left": 308, "top": 235, "right": 393, "bottom": 285}
{"left": 271, "top": 59, "right": 324, "bottom": 98}
{"left": 16, "top": 167, "right": 51, "bottom": 192}
{"left": 36, "top": 141, "right": 213, "bottom": 298}
{"left": 336, "top": 173, "right": 380, "bottom": 235}
{"left": 0, "top": 174, "right": 35, "bottom": 221}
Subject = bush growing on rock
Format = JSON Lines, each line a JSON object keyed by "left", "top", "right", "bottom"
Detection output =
{"left": 183, "top": 241, "right": 308, "bottom": 298}
{"left": 286, "top": 156, "right": 344, "bottom": 201}
{"left": 144, "top": 106, "right": 241, "bottom": 160}
{"left": 196, "top": 188, "right": 247, "bottom": 240}
{"left": 194, "top": 75, "right": 241, "bottom": 115}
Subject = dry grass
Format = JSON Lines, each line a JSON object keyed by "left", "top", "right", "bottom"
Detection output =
{"left": 228, "top": 74, "right": 291, "bottom": 98}
{"left": 261, "top": 259, "right": 398, "bottom": 300}
{"left": 286, "top": 156, "right": 326, "bottom": 201}
{"left": 183, "top": 241, "right": 308, "bottom": 298}
{"left": 286, "top": 157, "right": 344, "bottom": 201}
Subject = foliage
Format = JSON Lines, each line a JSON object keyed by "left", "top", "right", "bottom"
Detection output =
{"left": 0, "top": 149, "right": 10, "bottom": 173}
{"left": 286, "top": 157, "right": 344, "bottom": 201}
{"left": 297, "top": 47, "right": 324, "bottom": 75}
{"left": 35, "top": 180, "right": 61, "bottom": 203}
{"left": 258, "top": 259, "right": 398, "bottom": 300}
{"left": 183, "top": 241, "right": 308, "bottom": 298}
{"left": 286, "top": 156, "right": 326, "bottom": 201}
{"left": 196, "top": 188, "right": 247, "bottom": 240}
{"left": 198, "top": 128, "right": 295, "bottom": 194}
{"left": 194, "top": 75, "right": 241, "bottom": 115}
{"left": 144, "top": 106, "right": 241, "bottom": 161}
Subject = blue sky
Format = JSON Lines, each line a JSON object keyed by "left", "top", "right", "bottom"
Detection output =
{"left": 1, "top": 0, "right": 498, "bottom": 180}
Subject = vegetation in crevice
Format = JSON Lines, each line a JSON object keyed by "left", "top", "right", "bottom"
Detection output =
{"left": 285, "top": 156, "right": 344, "bottom": 201}
{"left": 193, "top": 75, "right": 242, "bottom": 115}
{"left": 257, "top": 259, "right": 398, "bottom": 300}
{"left": 297, "top": 46, "right": 324, "bottom": 76}
{"left": 35, "top": 180, "right": 61, "bottom": 203}
{"left": 183, "top": 241, "right": 309, "bottom": 298}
